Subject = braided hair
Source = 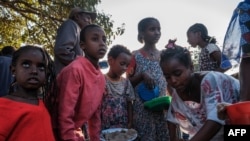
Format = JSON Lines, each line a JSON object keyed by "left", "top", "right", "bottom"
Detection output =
{"left": 187, "top": 23, "right": 217, "bottom": 44}
{"left": 10, "top": 45, "right": 58, "bottom": 115}
{"left": 161, "top": 40, "right": 192, "bottom": 68}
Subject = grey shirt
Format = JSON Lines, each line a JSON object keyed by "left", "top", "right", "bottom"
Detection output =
{"left": 54, "top": 19, "right": 83, "bottom": 75}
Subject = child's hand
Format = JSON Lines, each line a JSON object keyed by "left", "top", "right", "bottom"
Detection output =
{"left": 142, "top": 72, "right": 155, "bottom": 89}
{"left": 217, "top": 102, "right": 231, "bottom": 120}
{"left": 128, "top": 122, "right": 133, "bottom": 129}
{"left": 74, "top": 128, "right": 84, "bottom": 141}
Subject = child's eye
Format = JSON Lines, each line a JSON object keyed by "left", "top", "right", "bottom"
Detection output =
{"left": 120, "top": 62, "right": 125, "bottom": 66}
{"left": 22, "top": 62, "right": 30, "bottom": 68}
{"left": 164, "top": 75, "right": 170, "bottom": 80}
{"left": 38, "top": 66, "right": 45, "bottom": 71}
{"left": 173, "top": 71, "right": 182, "bottom": 77}
{"left": 102, "top": 37, "right": 107, "bottom": 43}
{"left": 38, "top": 64, "right": 45, "bottom": 71}
{"left": 92, "top": 37, "right": 98, "bottom": 41}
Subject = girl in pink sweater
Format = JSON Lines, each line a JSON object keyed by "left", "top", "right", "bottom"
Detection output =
{"left": 56, "top": 24, "right": 107, "bottom": 141}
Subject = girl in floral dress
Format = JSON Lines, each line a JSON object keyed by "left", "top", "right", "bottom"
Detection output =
{"left": 101, "top": 45, "right": 135, "bottom": 130}
{"left": 187, "top": 23, "right": 230, "bottom": 73}
{"left": 160, "top": 41, "right": 240, "bottom": 141}
{"left": 126, "top": 17, "right": 170, "bottom": 141}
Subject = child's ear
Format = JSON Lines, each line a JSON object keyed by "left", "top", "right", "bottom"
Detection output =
{"left": 80, "top": 41, "right": 86, "bottom": 51}
{"left": 197, "top": 31, "right": 202, "bottom": 38}
{"left": 10, "top": 65, "right": 16, "bottom": 74}
{"left": 11, "top": 65, "right": 16, "bottom": 76}
{"left": 107, "top": 56, "right": 114, "bottom": 65}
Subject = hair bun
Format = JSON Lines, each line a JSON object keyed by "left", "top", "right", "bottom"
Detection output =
{"left": 165, "top": 38, "right": 177, "bottom": 48}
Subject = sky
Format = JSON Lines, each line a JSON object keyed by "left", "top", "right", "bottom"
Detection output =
{"left": 97, "top": 0, "right": 242, "bottom": 52}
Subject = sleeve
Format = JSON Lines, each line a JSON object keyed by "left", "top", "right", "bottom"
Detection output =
{"left": 126, "top": 80, "right": 136, "bottom": 101}
{"left": 126, "top": 54, "right": 136, "bottom": 77}
{"left": 206, "top": 44, "right": 220, "bottom": 54}
{"left": 166, "top": 104, "right": 178, "bottom": 124}
{"left": 88, "top": 104, "right": 101, "bottom": 141}
{"left": 57, "top": 68, "right": 82, "bottom": 140}
{"left": 54, "top": 20, "right": 79, "bottom": 66}
{"left": 200, "top": 73, "right": 225, "bottom": 125}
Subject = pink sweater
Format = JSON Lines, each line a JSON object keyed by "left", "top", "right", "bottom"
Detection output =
{"left": 57, "top": 56, "right": 105, "bottom": 141}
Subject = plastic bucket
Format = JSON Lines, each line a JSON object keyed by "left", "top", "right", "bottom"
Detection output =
{"left": 226, "top": 101, "right": 250, "bottom": 125}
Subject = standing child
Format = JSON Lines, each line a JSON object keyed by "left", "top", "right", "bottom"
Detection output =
{"left": 101, "top": 44, "right": 135, "bottom": 130}
{"left": 160, "top": 41, "right": 240, "bottom": 141}
{"left": 0, "top": 45, "right": 56, "bottom": 141}
{"left": 56, "top": 24, "right": 107, "bottom": 141}
{"left": 126, "top": 17, "right": 170, "bottom": 141}
{"left": 187, "top": 23, "right": 230, "bottom": 72}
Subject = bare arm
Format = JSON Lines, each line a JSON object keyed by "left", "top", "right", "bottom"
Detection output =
{"left": 168, "top": 121, "right": 185, "bottom": 141}
{"left": 210, "top": 51, "right": 231, "bottom": 73}
{"left": 190, "top": 120, "right": 222, "bottom": 141}
{"left": 168, "top": 121, "right": 179, "bottom": 141}
{"left": 127, "top": 101, "right": 133, "bottom": 128}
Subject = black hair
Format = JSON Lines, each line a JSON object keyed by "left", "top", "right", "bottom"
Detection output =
{"left": 107, "top": 44, "right": 131, "bottom": 59}
{"left": 10, "top": 45, "right": 57, "bottom": 116}
{"left": 187, "top": 23, "right": 217, "bottom": 44}
{"left": 80, "top": 24, "right": 102, "bottom": 42}
{"left": 1, "top": 46, "right": 16, "bottom": 56}
{"left": 137, "top": 17, "right": 160, "bottom": 43}
{"left": 160, "top": 45, "right": 192, "bottom": 68}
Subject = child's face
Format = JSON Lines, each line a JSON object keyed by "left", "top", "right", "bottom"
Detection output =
{"left": 81, "top": 27, "right": 107, "bottom": 61}
{"left": 109, "top": 53, "right": 132, "bottom": 77}
{"left": 143, "top": 20, "right": 161, "bottom": 44}
{"left": 12, "top": 49, "right": 46, "bottom": 90}
{"left": 187, "top": 31, "right": 199, "bottom": 47}
{"left": 161, "top": 58, "right": 192, "bottom": 93}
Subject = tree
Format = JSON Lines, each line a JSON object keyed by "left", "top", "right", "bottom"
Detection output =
{"left": 0, "top": 0, "right": 125, "bottom": 55}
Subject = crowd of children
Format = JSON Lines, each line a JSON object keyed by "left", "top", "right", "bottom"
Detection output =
{"left": 0, "top": 1, "right": 248, "bottom": 140}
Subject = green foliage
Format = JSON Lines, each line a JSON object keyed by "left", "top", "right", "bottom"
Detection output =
{"left": 0, "top": 0, "right": 125, "bottom": 55}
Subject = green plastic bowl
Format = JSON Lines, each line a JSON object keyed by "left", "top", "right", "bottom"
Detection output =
{"left": 144, "top": 96, "right": 172, "bottom": 112}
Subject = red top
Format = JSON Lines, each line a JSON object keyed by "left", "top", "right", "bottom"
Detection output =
{"left": 0, "top": 98, "right": 55, "bottom": 141}
{"left": 57, "top": 56, "right": 105, "bottom": 141}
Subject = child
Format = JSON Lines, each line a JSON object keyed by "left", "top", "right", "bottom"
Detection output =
{"left": 101, "top": 44, "right": 135, "bottom": 130}
{"left": 0, "top": 45, "right": 56, "bottom": 141}
{"left": 160, "top": 40, "right": 240, "bottom": 141}
{"left": 187, "top": 23, "right": 230, "bottom": 72}
{"left": 56, "top": 24, "right": 107, "bottom": 141}
{"left": 126, "top": 17, "right": 170, "bottom": 141}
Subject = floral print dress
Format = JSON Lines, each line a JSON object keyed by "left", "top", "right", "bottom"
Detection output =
{"left": 167, "top": 71, "right": 240, "bottom": 140}
{"left": 101, "top": 76, "right": 135, "bottom": 130}
{"left": 199, "top": 43, "right": 221, "bottom": 71}
{"left": 127, "top": 50, "right": 170, "bottom": 141}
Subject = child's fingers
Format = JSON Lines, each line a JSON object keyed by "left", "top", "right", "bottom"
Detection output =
{"left": 217, "top": 102, "right": 231, "bottom": 120}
